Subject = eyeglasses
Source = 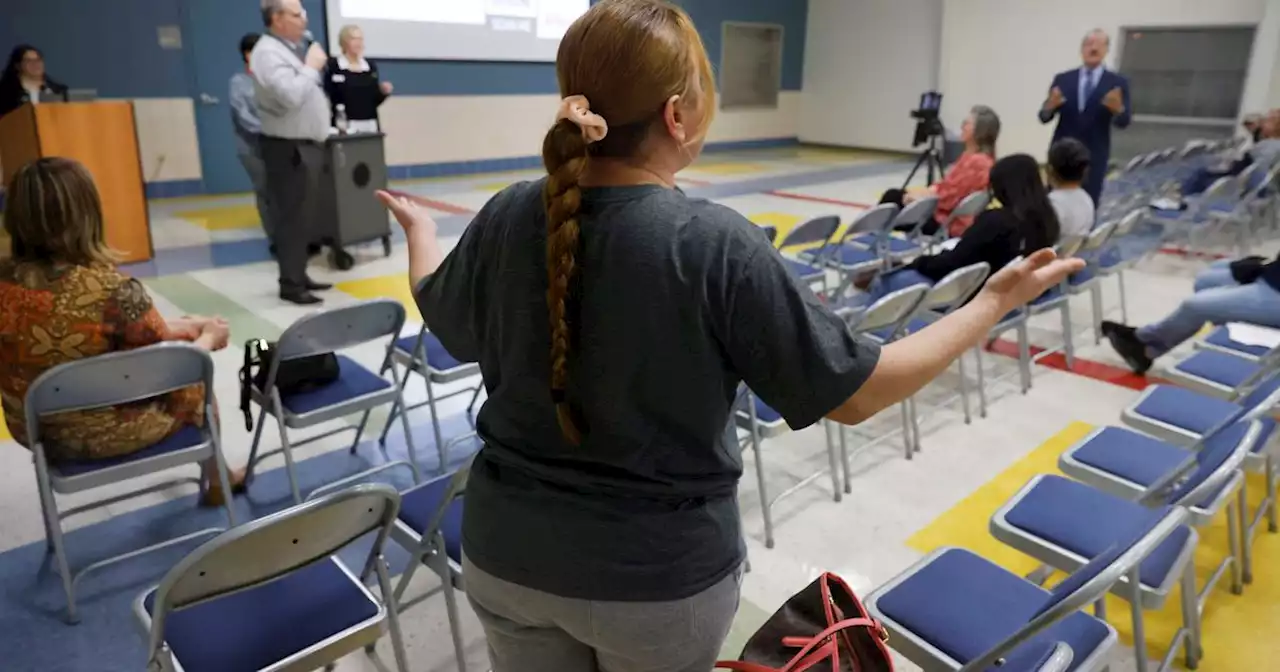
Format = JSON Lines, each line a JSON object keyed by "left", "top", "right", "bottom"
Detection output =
{"left": 22, "top": 54, "right": 43, "bottom": 63}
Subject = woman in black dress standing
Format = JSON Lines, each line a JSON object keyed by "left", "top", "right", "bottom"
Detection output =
{"left": 320, "top": 25, "right": 393, "bottom": 270}
{"left": 0, "top": 45, "right": 68, "bottom": 119}
{"left": 325, "top": 25, "right": 393, "bottom": 134}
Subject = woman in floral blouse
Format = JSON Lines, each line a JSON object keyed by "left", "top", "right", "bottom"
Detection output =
{"left": 0, "top": 158, "right": 244, "bottom": 504}
{"left": 883, "top": 105, "right": 1001, "bottom": 237}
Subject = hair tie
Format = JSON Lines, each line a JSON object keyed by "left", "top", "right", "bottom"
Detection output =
{"left": 556, "top": 95, "right": 608, "bottom": 144}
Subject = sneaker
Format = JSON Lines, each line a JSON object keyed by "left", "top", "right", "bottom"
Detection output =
{"left": 1101, "top": 321, "right": 1154, "bottom": 374}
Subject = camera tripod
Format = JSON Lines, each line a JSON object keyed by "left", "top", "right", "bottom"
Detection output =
{"left": 902, "top": 132, "right": 945, "bottom": 190}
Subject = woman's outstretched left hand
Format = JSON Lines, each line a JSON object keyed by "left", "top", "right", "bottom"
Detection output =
{"left": 978, "top": 248, "right": 1086, "bottom": 314}
{"left": 376, "top": 190, "right": 439, "bottom": 238}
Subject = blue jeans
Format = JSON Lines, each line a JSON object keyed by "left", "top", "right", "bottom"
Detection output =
{"left": 1137, "top": 260, "right": 1280, "bottom": 355}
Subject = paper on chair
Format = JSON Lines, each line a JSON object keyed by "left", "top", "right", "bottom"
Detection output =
{"left": 1225, "top": 322, "right": 1280, "bottom": 348}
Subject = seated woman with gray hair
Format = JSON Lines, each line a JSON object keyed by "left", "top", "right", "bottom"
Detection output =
{"left": 881, "top": 105, "right": 1001, "bottom": 238}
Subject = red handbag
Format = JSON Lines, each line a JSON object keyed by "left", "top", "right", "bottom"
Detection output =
{"left": 716, "top": 573, "right": 894, "bottom": 672}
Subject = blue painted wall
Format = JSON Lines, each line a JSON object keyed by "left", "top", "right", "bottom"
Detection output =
{"left": 0, "top": 0, "right": 190, "bottom": 98}
{"left": 0, "top": 0, "right": 806, "bottom": 98}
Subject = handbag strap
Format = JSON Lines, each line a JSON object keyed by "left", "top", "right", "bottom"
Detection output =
{"left": 715, "top": 617, "right": 890, "bottom": 672}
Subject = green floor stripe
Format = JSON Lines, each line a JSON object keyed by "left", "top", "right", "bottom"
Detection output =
{"left": 720, "top": 596, "right": 771, "bottom": 660}
{"left": 143, "top": 275, "right": 283, "bottom": 342}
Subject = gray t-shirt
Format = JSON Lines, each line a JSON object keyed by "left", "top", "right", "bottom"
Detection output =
{"left": 415, "top": 179, "right": 880, "bottom": 601}
{"left": 1050, "top": 187, "right": 1097, "bottom": 239}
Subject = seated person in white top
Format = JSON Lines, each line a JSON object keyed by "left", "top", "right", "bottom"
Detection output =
{"left": 1047, "top": 137, "right": 1095, "bottom": 240}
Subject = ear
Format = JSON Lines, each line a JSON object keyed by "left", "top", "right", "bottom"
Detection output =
{"left": 662, "top": 94, "right": 686, "bottom": 144}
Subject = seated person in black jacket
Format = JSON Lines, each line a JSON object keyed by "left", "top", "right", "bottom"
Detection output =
{"left": 0, "top": 45, "right": 68, "bottom": 119}
{"left": 863, "top": 154, "right": 1061, "bottom": 305}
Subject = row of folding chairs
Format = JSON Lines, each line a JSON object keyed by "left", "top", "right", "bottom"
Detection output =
{"left": 864, "top": 330, "right": 1280, "bottom": 671}
{"left": 24, "top": 297, "right": 481, "bottom": 669}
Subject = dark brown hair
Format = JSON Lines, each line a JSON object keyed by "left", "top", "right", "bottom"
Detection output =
{"left": 3, "top": 157, "right": 114, "bottom": 267}
{"left": 542, "top": 0, "right": 716, "bottom": 444}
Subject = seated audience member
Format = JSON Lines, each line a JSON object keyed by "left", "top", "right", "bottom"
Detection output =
{"left": 1181, "top": 112, "right": 1276, "bottom": 196}
{"left": 0, "top": 158, "right": 245, "bottom": 504}
{"left": 1047, "top": 138, "right": 1095, "bottom": 239}
{"left": 0, "top": 45, "right": 68, "bottom": 118}
{"left": 865, "top": 154, "right": 1061, "bottom": 303}
{"left": 1102, "top": 254, "right": 1280, "bottom": 374}
{"left": 881, "top": 105, "right": 1001, "bottom": 238}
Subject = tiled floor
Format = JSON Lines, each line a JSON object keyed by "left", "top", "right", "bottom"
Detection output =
{"left": 0, "top": 146, "right": 1276, "bottom": 671}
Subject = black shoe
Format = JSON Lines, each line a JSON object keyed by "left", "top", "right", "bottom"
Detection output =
{"left": 1101, "top": 321, "right": 1154, "bottom": 374}
{"left": 304, "top": 277, "right": 333, "bottom": 291}
{"left": 280, "top": 289, "right": 323, "bottom": 305}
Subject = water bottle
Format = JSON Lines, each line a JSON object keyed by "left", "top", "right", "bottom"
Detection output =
{"left": 335, "top": 104, "right": 349, "bottom": 135}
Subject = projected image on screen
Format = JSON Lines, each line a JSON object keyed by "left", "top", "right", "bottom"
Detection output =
{"left": 329, "top": 0, "right": 589, "bottom": 61}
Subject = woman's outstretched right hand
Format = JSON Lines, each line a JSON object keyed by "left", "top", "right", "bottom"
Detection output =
{"left": 376, "top": 190, "right": 439, "bottom": 239}
{"left": 978, "top": 248, "right": 1085, "bottom": 314}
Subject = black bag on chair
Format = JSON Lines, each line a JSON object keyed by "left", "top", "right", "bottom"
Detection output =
{"left": 716, "top": 573, "right": 894, "bottom": 672}
{"left": 239, "top": 339, "right": 340, "bottom": 431}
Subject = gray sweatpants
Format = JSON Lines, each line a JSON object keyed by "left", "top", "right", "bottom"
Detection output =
{"left": 464, "top": 556, "right": 742, "bottom": 672}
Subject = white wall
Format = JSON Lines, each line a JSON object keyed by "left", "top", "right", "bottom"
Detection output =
{"left": 940, "top": 0, "right": 1269, "bottom": 159}
{"left": 800, "top": 0, "right": 942, "bottom": 152}
{"left": 106, "top": 92, "right": 799, "bottom": 191}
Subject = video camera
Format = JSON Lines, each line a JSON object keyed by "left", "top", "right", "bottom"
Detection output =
{"left": 910, "top": 91, "right": 945, "bottom": 147}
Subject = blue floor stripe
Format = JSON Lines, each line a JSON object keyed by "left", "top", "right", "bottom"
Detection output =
{"left": 0, "top": 411, "right": 480, "bottom": 670}
{"left": 125, "top": 160, "right": 910, "bottom": 278}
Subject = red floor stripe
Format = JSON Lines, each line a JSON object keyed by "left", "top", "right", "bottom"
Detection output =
{"left": 985, "top": 339, "right": 1160, "bottom": 391}
{"left": 413, "top": 197, "right": 476, "bottom": 216}
{"left": 1157, "top": 246, "right": 1230, "bottom": 260}
{"left": 764, "top": 191, "right": 872, "bottom": 209}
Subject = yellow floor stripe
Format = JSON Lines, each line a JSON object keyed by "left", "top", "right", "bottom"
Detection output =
{"left": 689, "top": 162, "right": 767, "bottom": 176}
{"left": 0, "top": 420, "right": 10, "bottom": 442}
{"left": 908, "top": 422, "right": 1280, "bottom": 669}
{"left": 174, "top": 203, "right": 263, "bottom": 231}
{"left": 335, "top": 274, "right": 416, "bottom": 313}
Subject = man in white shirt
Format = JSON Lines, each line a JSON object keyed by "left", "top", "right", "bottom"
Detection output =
{"left": 251, "top": 0, "right": 333, "bottom": 304}
{"left": 1046, "top": 138, "right": 1096, "bottom": 239}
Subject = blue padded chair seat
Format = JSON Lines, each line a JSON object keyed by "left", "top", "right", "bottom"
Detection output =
{"left": 1072, "top": 427, "right": 1190, "bottom": 488}
{"left": 399, "top": 478, "right": 464, "bottom": 563}
{"left": 870, "top": 317, "right": 933, "bottom": 341}
{"left": 395, "top": 333, "right": 465, "bottom": 372}
{"left": 784, "top": 258, "right": 826, "bottom": 280}
{"left": 832, "top": 245, "right": 879, "bottom": 268}
{"left": 743, "top": 397, "right": 784, "bottom": 426}
{"left": 1204, "top": 326, "right": 1271, "bottom": 358}
{"left": 52, "top": 425, "right": 205, "bottom": 477}
{"left": 851, "top": 234, "right": 922, "bottom": 254}
{"left": 1068, "top": 266, "right": 1098, "bottom": 287}
{"left": 278, "top": 355, "right": 391, "bottom": 416}
{"left": 1031, "top": 287, "right": 1064, "bottom": 306}
{"left": 144, "top": 558, "right": 378, "bottom": 672}
{"left": 1004, "top": 475, "right": 1193, "bottom": 589}
{"left": 1098, "top": 248, "right": 1125, "bottom": 270}
{"left": 1133, "top": 385, "right": 1242, "bottom": 435}
{"left": 1172, "top": 350, "right": 1261, "bottom": 390}
{"left": 876, "top": 548, "right": 1111, "bottom": 671}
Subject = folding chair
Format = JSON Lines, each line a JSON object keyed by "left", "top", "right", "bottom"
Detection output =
{"left": 1165, "top": 342, "right": 1278, "bottom": 400}
{"left": 929, "top": 190, "right": 991, "bottom": 249}
{"left": 1063, "top": 219, "right": 1120, "bottom": 344}
{"left": 735, "top": 384, "right": 845, "bottom": 550}
{"left": 832, "top": 284, "right": 931, "bottom": 473}
{"left": 1120, "top": 369, "right": 1280, "bottom": 566}
{"left": 1095, "top": 209, "right": 1153, "bottom": 324}
{"left": 387, "top": 468, "right": 469, "bottom": 672}
{"left": 379, "top": 327, "right": 483, "bottom": 472}
{"left": 820, "top": 204, "right": 901, "bottom": 295}
{"left": 135, "top": 483, "right": 409, "bottom": 672}
{"left": 848, "top": 196, "right": 937, "bottom": 261}
{"left": 1025, "top": 235, "right": 1089, "bottom": 373}
{"left": 776, "top": 215, "right": 841, "bottom": 293}
{"left": 996, "top": 417, "right": 1264, "bottom": 672}
{"left": 1193, "top": 323, "right": 1279, "bottom": 362}
{"left": 246, "top": 299, "right": 420, "bottom": 504}
{"left": 897, "top": 262, "right": 992, "bottom": 423}
{"left": 867, "top": 504, "right": 1189, "bottom": 672}
{"left": 24, "top": 342, "right": 235, "bottom": 623}
{"left": 760, "top": 225, "right": 779, "bottom": 245}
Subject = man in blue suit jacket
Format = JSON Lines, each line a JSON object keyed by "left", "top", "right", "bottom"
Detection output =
{"left": 1039, "top": 29, "right": 1132, "bottom": 203}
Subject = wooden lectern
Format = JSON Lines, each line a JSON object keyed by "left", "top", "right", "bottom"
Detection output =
{"left": 0, "top": 102, "right": 153, "bottom": 263}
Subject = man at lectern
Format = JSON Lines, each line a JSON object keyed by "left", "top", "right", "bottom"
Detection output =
{"left": 251, "top": 0, "right": 335, "bottom": 305}
{"left": 0, "top": 45, "right": 69, "bottom": 118}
